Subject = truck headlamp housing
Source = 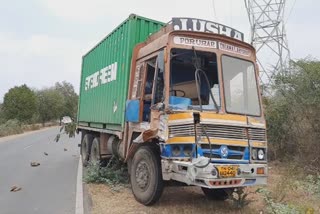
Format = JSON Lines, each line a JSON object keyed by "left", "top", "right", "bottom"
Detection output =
{"left": 183, "top": 145, "right": 193, "bottom": 157}
{"left": 251, "top": 149, "right": 257, "bottom": 160}
{"left": 258, "top": 149, "right": 265, "bottom": 160}
{"left": 172, "top": 145, "right": 181, "bottom": 157}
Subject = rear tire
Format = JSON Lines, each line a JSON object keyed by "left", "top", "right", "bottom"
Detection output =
{"left": 81, "top": 134, "right": 93, "bottom": 167}
{"left": 90, "top": 137, "right": 101, "bottom": 164}
{"left": 130, "top": 145, "right": 163, "bottom": 205}
{"left": 201, "top": 188, "right": 231, "bottom": 201}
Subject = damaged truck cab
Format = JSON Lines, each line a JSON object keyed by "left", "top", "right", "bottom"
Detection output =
{"left": 77, "top": 15, "right": 267, "bottom": 206}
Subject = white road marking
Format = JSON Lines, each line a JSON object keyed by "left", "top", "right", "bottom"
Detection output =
{"left": 23, "top": 145, "right": 33, "bottom": 150}
{"left": 75, "top": 157, "right": 84, "bottom": 214}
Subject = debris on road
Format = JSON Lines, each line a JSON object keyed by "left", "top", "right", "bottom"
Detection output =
{"left": 30, "top": 162, "right": 40, "bottom": 167}
{"left": 10, "top": 186, "right": 22, "bottom": 192}
{"left": 54, "top": 134, "right": 61, "bottom": 143}
{"left": 64, "top": 148, "right": 67, "bottom": 151}
{"left": 44, "top": 152, "right": 48, "bottom": 156}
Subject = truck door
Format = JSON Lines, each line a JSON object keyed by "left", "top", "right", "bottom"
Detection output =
{"left": 142, "top": 59, "right": 156, "bottom": 121}
{"left": 126, "top": 51, "right": 165, "bottom": 123}
{"left": 144, "top": 50, "right": 165, "bottom": 121}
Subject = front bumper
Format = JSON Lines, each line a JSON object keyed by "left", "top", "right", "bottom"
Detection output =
{"left": 161, "top": 159, "right": 267, "bottom": 188}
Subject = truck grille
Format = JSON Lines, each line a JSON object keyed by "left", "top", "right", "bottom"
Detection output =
{"left": 168, "top": 123, "right": 265, "bottom": 161}
{"left": 248, "top": 128, "right": 266, "bottom": 141}
{"left": 169, "top": 124, "right": 266, "bottom": 141}
{"left": 169, "top": 124, "right": 195, "bottom": 137}
{"left": 198, "top": 124, "right": 247, "bottom": 139}
{"left": 201, "top": 144, "right": 246, "bottom": 160}
{"left": 169, "top": 124, "right": 247, "bottom": 140}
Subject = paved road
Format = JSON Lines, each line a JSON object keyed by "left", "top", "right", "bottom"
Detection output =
{"left": 0, "top": 127, "right": 81, "bottom": 214}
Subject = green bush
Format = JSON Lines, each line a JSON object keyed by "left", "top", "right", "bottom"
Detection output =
{"left": 229, "top": 188, "right": 255, "bottom": 209}
{"left": 294, "top": 174, "right": 320, "bottom": 198}
{"left": 0, "top": 119, "right": 23, "bottom": 137}
{"left": 257, "top": 188, "right": 300, "bottom": 214}
{"left": 265, "top": 58, "right": 320, "bottom": 170}
{"left": 84, "top": 157, "right": 129, "bottom": 188}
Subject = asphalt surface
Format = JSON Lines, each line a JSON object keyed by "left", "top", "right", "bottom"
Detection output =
{"left": 0, "top": 127, "right": 81, "bottom": 214}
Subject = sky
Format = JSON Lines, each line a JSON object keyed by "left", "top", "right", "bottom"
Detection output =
{"left": 0, "top": 0, "right": 319, "bottom": 102}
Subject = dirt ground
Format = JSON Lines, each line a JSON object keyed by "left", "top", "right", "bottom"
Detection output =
{"left": 87, "top": 163, "right": 320, "bottom": 214}
{"left": 87, "top": 185, "right": 260, "bottom": 214}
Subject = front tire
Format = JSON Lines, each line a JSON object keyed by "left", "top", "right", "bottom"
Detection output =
{"left": 201, "top": 188, "right": 231, "bottom": 201}
{"left": 81, "top": 134, "right": 93, "bottom": 167}
{"left": 130, "top": 145, "right": 163, "bottom": 205}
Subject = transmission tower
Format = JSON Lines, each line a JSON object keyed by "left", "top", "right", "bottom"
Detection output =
{"left": 244, "top": 0, "right": 290, "bottom": 88}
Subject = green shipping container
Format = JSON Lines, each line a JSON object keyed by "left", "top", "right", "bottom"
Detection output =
{"left": 78, "top": 14, "right": 164, "bottom": 131}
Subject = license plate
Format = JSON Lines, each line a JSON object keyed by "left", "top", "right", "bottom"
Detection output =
{"left": 217, "top": 166, "right": 238, "bottom": 178}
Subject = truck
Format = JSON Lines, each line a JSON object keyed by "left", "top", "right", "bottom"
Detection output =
{"left": 77, "top": 14, "right": 268, "bottom": 205}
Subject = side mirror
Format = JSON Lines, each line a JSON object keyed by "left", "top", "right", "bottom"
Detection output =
{"left": 157, "top": 50, "right": 164, "bottom": 73}
{"left": 152, "top": 102, "right": 165, "bottom": 111}
{"left": 152, "top": 50, "right": 165, "bottom": 106}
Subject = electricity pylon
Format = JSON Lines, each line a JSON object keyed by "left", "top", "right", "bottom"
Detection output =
{"left": 245, "top": 0, "right": 290, "bottom": 90}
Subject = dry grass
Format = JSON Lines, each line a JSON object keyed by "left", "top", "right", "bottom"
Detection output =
{"left": 23, "top": 123, "right": 41, "bottom": 131}
{"left": 0, "top": 119, "right": 23, "bottom": 137}
{"left": 261, "top": 162, "right": 320, "bottom": 213}
{"left": 87, "top": 162, "right": 320, "bottom": 214}
{"left": 88, "top": 184, "right": 261, "bottom": 214}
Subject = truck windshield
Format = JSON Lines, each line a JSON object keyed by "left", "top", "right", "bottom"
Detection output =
{"left": 222, "top": 55, "right": 260, "bottom": 116}
{"left": 170, "top": 49, "right": 220, "bottom": 111}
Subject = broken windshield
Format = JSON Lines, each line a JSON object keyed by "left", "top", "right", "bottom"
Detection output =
{"left": 170, "top": 49, "right": 220, "bottom": 111}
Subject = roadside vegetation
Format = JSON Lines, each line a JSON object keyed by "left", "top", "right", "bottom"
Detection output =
{"left": 265, "top": 58, "right": 320, "bottom": 171}
{"left": 257, "top": 58, "right": 320, "bottom": 213}
{"left": 0, "top": 81, "right": 78, "bottom": 137}
{"left": 84, "top": 158, "right": 129, "bottom": 189}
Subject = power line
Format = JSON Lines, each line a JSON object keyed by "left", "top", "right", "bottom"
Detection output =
{"left": 285, "top": 0, "right": 297, "bottom": 24}
{"left": 211, "top": 0, "right": 217, "bottom": 21}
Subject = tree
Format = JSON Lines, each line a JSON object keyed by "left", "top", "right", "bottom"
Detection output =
{"left": 0, "top": 103, "right": 5, "bottom": 124}
{"left": 265, "top": 57, "right": 320, "bottom": 169}
{"left": 37, "top": 88, "right": 64, "bottom": 126}
{"left": 3, "top": 84, "right": 37, "bottom": 122}
{"left": 54, "top": 81, "right": 78, "bottom": 119}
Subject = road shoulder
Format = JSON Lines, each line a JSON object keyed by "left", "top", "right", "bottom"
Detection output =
{"left": 0, "top": 126, "right": 58, "bottom": 143}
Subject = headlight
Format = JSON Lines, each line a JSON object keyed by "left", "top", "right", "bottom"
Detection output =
{"left": 172, "top": 145, "right": 181, "bottom": 156}
{"left": 251, "top": 149, "right": 257, "bottom": 160}
{"left": 183, "top": 145, "right": 193, "bottom": 157}
{"left": 258, "top": 149, "right": 265, "bottom": 160}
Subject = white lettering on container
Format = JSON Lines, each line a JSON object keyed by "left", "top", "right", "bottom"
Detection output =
{"left": 85, "top": 62, "right": 118, "bottom": 91}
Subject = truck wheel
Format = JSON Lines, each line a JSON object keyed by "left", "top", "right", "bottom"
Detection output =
{"left": 90, "top": 137, "right": 101, "bottom": 164}
{"left": 81, "top": 134, "right": 93, "bottom": 167}
{"left": 130, "top": 146, "right": 163, "bottom": 205}
{"left": 201, "top": 188, "right": 231, "bottom": 201}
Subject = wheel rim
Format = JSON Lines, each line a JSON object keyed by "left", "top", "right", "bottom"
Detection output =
{"left": 135, "top": 160, "right": 150, "bottom": 191}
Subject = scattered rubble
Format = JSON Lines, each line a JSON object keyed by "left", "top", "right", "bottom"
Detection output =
{"left": 10, "top": 186, "right": 22, "bottom": 192}
{"left": 30, "top": 162, "right": 40, "bottom": 167}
